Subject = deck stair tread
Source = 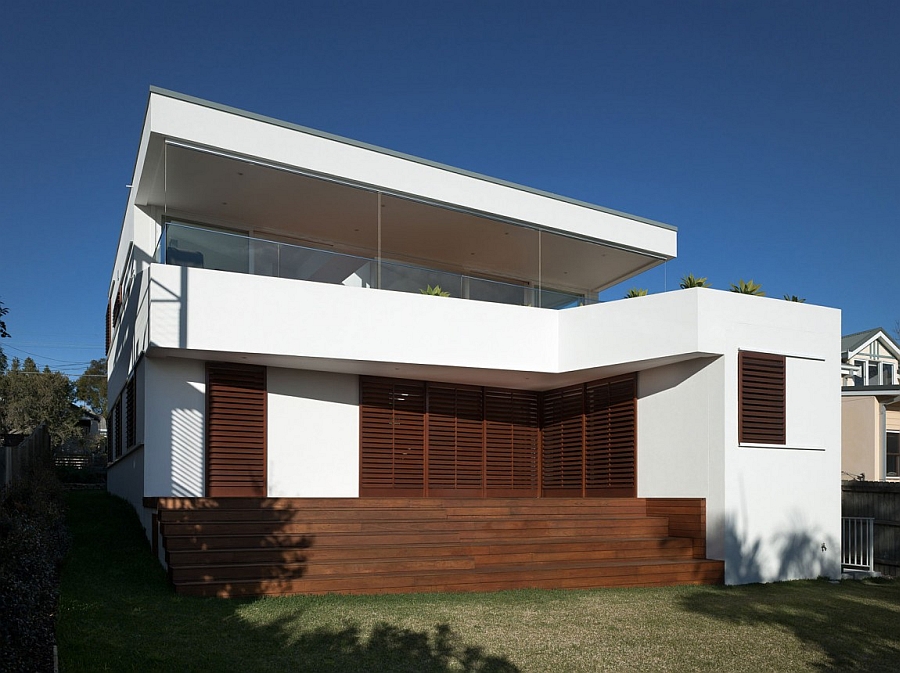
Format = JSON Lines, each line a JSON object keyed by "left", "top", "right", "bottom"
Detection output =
{"left": 152, "top": 496, "right": 722, "bottom": 596}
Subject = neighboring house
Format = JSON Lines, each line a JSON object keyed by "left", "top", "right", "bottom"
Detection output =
{"left": 841, "top": 328, "right": 900, "bottom": 481}
{"left": 106, "top": 88, "right": 841, "bottom": 594}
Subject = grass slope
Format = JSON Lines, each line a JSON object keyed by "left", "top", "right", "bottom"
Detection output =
{"left": 58, "top": 491, "right": 900, "bottom": 672}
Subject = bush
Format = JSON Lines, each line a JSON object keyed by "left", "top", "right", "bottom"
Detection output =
{"left": 0, "top": 464, "right": 69, "bottom": 672}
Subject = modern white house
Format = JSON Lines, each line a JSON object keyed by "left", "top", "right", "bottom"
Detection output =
{"left": 841, "top": 328, "right": 900, "bottom": 481}
{"left": 106, "top": 88, "right": 841, "bottom": 595}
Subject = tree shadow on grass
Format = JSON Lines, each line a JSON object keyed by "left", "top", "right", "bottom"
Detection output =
{"left": 58, "top": 491, "right": 520, "bottom": 673}
{"left": 253, "top": 619, "right": 520, "bottom": 673}
{"left": 678, "top": 579, "right": 900, "bottom": 672}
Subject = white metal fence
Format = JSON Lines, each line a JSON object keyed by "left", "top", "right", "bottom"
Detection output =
{"left": 842, "top": 516, "right": 875, "bottom": 572}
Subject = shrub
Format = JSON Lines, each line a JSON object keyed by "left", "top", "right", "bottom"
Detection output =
{"left": 0, "top": 464, "right": 69, "bottom": 672}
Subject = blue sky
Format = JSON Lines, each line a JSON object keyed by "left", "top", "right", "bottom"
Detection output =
{"left": 1, "top": 1, "right": 898, "bottom": 375}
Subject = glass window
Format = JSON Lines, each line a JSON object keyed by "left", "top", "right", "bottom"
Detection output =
{"left": 867, "top": 361, "right": 879, "bottom": 386}
{"left": 887, "top": 432, "right": 900, "bottom": 478}
{"left": 853, "top": 360, "right": 865, "bottom": 386}
{"left": 883, "top": 363, "right": 895, "bottom": 386}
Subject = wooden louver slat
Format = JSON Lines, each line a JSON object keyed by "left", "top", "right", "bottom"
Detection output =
{"left": 206, "top": 363, "right": 267, "bottom": 497}
{"left": 428, "top": 383, "right": 484, "bottom": 496}
{"left": 484, "top": 387, "right": 538, "bottom": 496}
{"left": 585, "top": 375, "right": 636, "bottom": 497}
{"left": 359, "top": 377, "right": 425, "bottom": 496}
{"left": 125, "top": 376, "right": 136, "bottom": 450}
{"left": 541, "top": 384, "right": 585, "bottom": 496}
{"left": 739, "top": 351, "right": 786, "bottom": 445}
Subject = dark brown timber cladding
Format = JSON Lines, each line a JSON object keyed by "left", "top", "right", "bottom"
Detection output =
{"left": 738, "top": 351, "right": 786, "bottom": 445}
{"left": 206, "top": 363, "right": 267, "bottom": 497}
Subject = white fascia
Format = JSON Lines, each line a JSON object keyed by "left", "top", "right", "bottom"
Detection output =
{"left": 143, "top": 90, "right": 676, "bottom": 259}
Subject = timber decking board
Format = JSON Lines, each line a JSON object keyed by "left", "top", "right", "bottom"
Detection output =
{"left": 153, "top": 496, "right": 722, "bottom": 596}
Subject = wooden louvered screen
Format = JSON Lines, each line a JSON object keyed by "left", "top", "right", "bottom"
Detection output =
{"left": 585, "top": 376, "right": 636, "bottom": 497}
{"left": 359, "top": 378, "right": 425, "bottom": 496}
{"left": 105, "top": 299, "right": 111, "bottom": 354}
{"left": 484, "top": 387, "right": 539, "bottom": 496}
{"left": 739, "top": 351, "right": 786, "bottom": 445}
{"left": 541, "top": 384, "right": 585, "bottom": 496}
{"left": 428, "top": 383, "right": 484, "bottom": 496}
{"left": 125, "top": 376, "right": 136, "bottom": 450}
{"left": 358, "top": 374, "right": 636, "bottom": 498}
{"left": 112, "top": 288, "right": 122, "bottom": 327}
{"left": 206, "top": 363, "right": 267, "bottom": 497}
{"left": 109, "top": 398, "right": 122, "bottom": 462}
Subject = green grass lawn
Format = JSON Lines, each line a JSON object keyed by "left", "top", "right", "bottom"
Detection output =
{"left": 57, "top": 491, "right": 900, "bottom": 672}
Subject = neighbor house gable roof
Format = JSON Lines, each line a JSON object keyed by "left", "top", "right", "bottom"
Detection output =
{"left": 841, "top": 327, "right": 900, "bottom": 361}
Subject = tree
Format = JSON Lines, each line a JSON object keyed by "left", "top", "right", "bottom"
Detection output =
{"left": 0, "top": 299, "right": 9, "bottom": 339}
{"left": 783, "top": 295, "right": 806, "bottom": 303}
{"left": 624, "top": 288, "right": 649, "bottom": 298}
{"left": 679, "top": 274, "right": 709, "bottom": 289}
{"left": 0, "top": 299, "right": 9, "bottom": 372}
{"left": 729, "top": 279, "right": 765, "bottom": 296}
{"left": 75, "top": 358, "right": 108, "bottom": 416}
{"left": 0, "top": 357, "right": 79, "bottom": 447}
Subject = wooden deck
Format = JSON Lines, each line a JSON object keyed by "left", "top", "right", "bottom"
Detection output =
{"left": 148, "top": 497, "right": 723, "bottom": 597}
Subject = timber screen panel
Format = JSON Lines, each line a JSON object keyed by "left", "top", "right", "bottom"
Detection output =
{"left": 738, "top": 351, "right": 786, "bottom": 445}
{"left": 206, "top": 362, "right": 267, "bottom": 497}
{"left": 359, "top": 374, "right": 635, "bottom": 498}
{"left": 359, "top": 378, "right": 426, "bottom": 496}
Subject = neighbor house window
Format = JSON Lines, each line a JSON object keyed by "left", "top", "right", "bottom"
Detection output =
{"left": 887, "top": 432, "right": 900, "bottom": 479}
{"left": 738, "top": 351, "right": 786, "bottom": 445}
{"left": 882, "top": 363, "right": 895, "bottom": 386}
{"left": 853, "top": 360, "right": 865, "bottom": 386}
{"left": 867, "top": 361, "right": 880, "bottom": 386}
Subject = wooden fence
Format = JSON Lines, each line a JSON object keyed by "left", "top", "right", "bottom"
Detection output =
{"left": 842, "top": 480, "right": 900, "bottom": 576}
{"left": 1, "top": 424, "right": 51, "bottom": 490}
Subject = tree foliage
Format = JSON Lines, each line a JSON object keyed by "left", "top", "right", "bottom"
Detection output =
{"left": 679, "top": 274, "right": 709, "bottom": 289}
{"left": 783, "top": 295, "right": 806, "bottom": 303}
{"left": 624, "top": 288, "right": 649, "bottom": 298}
{"left": 729, "top": 279, "right": 765, "bottom": 296}
{"left": 0, "top": 357, "right": 79, "bottom": 447}
{"left": 75, "top": 358, "right": 108, "bottom": 416}
{"left": 0, "top": 299, "right": 9, "bottom": 339}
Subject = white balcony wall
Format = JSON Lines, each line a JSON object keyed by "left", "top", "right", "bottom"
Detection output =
{"left": 147, "top": 263, "right": 559, "bottom": 375}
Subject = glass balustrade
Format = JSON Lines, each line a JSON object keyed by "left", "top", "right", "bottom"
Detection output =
{"left": 155, "top": 222, "right": 591, "bottom": 309}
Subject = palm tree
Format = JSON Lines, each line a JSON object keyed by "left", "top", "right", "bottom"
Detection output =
{"left": 679, "top": 274, "right": 709, "bottom": 289}
{"left": 783, "top": 295, "right": 806, "bottom": 303}
{"left": 729, "top": 279, "right": 765, "bottom": 296}
{"left": 624, "top": 288, "right": 648, "bottom": 299}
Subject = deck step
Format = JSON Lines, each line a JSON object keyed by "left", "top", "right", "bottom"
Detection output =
{"left": 153, "top": 497, "right": 722, "bottom": 596}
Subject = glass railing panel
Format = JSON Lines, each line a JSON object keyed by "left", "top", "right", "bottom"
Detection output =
{"left": 379, "top": 260, "right": 463, "bottom": 297}
{"left": 165, "top": 223, "right": 249, "bottom": 273}
{"left": 538, "top": 288, "right": 585, "bottom": 309}
{"left": 466, "top": 276, "right": 529, "bottom": 307}
{"left": 159, "top": 222, "right": 589, "bottom": 309}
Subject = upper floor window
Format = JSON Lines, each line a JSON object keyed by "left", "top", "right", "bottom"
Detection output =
{"left": 883, "top": 363, "right": 895, "bottom": 386}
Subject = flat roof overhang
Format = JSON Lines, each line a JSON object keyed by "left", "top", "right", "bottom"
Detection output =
{"left": 130, "top": 89, "right": 677, "bottom": 294}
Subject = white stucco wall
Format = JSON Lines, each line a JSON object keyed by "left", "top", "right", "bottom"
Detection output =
{"left": 267, "top": 368, "right": 359, "bottom": 497}
{"left": 143, "top": 357, "right": 206, "bottom": 497}
{"left": 107, "top": 444, "right": 150, "bottom": 534}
